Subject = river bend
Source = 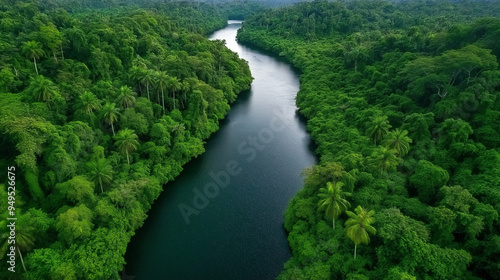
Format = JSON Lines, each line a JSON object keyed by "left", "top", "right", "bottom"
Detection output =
{"left": 125, "top": 20, "right": 317, "bottom": 280}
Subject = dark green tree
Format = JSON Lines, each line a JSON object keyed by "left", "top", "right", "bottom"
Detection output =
{"left": 115, "top": 86, "right": 137, "bottom": 109}
{"left": 345, "top": 205, "right": 376, "bottom": 259}
{"left": 371, "top": 147, "right": 401, "bottom": 173}
{"left": 86, "top": 158, "right": 113, "bottom": 193}
{"left": 22, "top": 40, "right": 44, "bottom": 75}
{"left": 383, "top": 129, "right": 412, "bottom": 156}
{"left": 114, "top": 128, "right": 139, "bottom": 165}
{"left": 317, "top": 181, "right": 351, "bottom": 229}
{"left": 26, "top": 75, "right": 58, "bottom": 103}
{"left": 366, "top": 115, "right": 391, "bottom": 144}
{"left": 101, "top": 102, "right": 120, "bottom": 135}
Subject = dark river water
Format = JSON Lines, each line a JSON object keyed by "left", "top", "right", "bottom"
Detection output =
{"left": 125, "top": 20, "right": 317, "bottom": 280}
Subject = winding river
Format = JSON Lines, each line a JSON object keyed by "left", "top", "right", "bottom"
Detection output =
{"left": 125, "top": 20, "right": 317, "bottom": 280}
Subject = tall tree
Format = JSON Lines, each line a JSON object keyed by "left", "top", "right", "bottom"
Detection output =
{"left": 366, "top": 115, "right": 391, "bottom": 144}
{"left": 15, "top": 223, "right": 35, "bottom": 273}
{"left": 39, "top": 22, "right": 63, "bottom": 62}
{"left": 168, "top": 76, "right": 181, "bottom": 110}
{"left": 22, "top": 41, "right": 44, "bottom": 75}
{"left": 115, "top": 86, "right": 137, "bottom": 109}
{"left": 382, "top": 129, "right": 412, "bottom": 156}
{"left": 86, "top": 158, "right": 113, "bottom": 193}
{"left": 79, "top": 91, "right": 101, "bottom": 114}
{"left": 129, "top": 66, "right": 146, "bottom": 95}
{"left": 154, "top": 71, "right": 169, "bottom": 112}
{"left": 65, "top": 27, "right": 87, "bottom": 53}
{"left": 56, "top": 204, "right": 93, "bottom": 244}
{"left": 26, "top": 75, "right": 58, "bottom": 102}
{"left": 371, "top": 146, "right": 401, "bottom": 172}
{"left": 78, "top": 91, "right": 101, "bottom": 124}
{"left": 101, "top": 102, "right": 120, "bottom": 136}
{"left": 180, "top": 80, "right": 191, "bottom": 109}
{"left": 317, "top": 181, "right": 351, "bottom": 229}
{"left": 140, "top": 69, "right": 154, "bottom": 101}
{"left": 345, "top": 205, "right": 376, "bottom": 259}
{"left": 114, "top": 128, "right": 139, "bottom": 165}
{"left": 0, "top": 218, "right": 35, "bottom": 272}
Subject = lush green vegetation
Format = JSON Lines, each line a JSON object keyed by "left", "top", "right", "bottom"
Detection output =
{"left": 238, "top": 0, "right": 500, "bottom": 279}
{"left": 0, "top": 0, "right": 252, "bottom": 278}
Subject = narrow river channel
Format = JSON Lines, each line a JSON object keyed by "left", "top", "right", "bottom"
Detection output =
{"left": 125, "top": 20, "right": 317, "bottom": 280}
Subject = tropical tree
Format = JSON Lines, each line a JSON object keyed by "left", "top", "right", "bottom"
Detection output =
{"left": 366, "top": 115, "right": 391, "bottom": 144}
{"left": 114, "top": 128, "right": 139, "bottom": 164}
{"left": 168, "top": 76, "right": 181, "bottom": 110}
{"left": 101, "top": 102, "right": 120, "bottom": 135}
{"left": 171, "top": 123, "right": 186, "bottom": 139}
{"left": 382, "top": 129, "right": 412, "bottom": 156}
{"left": 371, "top": 146, "right": 401, "bottom": 172}
{"left": 15, "top": 223, "right": 35, "bottom": 272}
{"left": 180, "top": 80, "right": 191, "bottom": 109}
{"left": 56, "top": 204, "right": 93, "bottom": 244}
{"left": 39, "top": 22, "right": 63, "bottom": 62}
{"left": 345, "top": 205, "right": 376, "bottom": 259}
{"left": 79, "top": 91, "right": 101, "bottom": 114}
{"left": 0, "top": 219, "right": 35, "bottom": 272}
{"left": 317, "top": 181, "right": 351, "bottom": 229}
{"left": 65, "top": 27, "right": 87, "bottom": 53}
{"left": 153, "top": 71, "right": 169, "bottom": 112}
{"left": 86, "top": 158, "right": 113, "bottom": 193}
{"left": 115, "top": 86, "right": 137, "bottom": 109}
{"left": 140, "top": 69, "right": 155, "bottom": 100}
{"left": 129, "top": 66, "right": 146, "bottom": 95}
{"left": 22, "top": 40, "right": 44, "bottom": 75}
{"left": 26, "top": 75, "right": 58, "bottom": 102}
{"left": 78, "top": 91, "right": 101, "bottom": 123}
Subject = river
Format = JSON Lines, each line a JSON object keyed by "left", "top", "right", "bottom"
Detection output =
{"left": 124, "top": 20, "right": 317, "bottom": 280}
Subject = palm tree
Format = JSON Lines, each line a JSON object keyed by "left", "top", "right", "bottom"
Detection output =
{"left": 345, "top": 205, "right": 376, "bottom": 260}
{"left": 78, "top": 91, "right": 101, "bottom": 124}
{"left": 382, "top": 129, "right": 412, "bottom": 156}
{"left": 86, "top": 158, "right": 113, "bottom": 193}
{"left": 115, "top": 86, "right": 137, "bottom": 109}
{"left": 26, "top": 75, "right": 58, "bottom": 102}
{"left": 15, "top": 225, "right": 34, "bottom": 272}
{"left": 140, "top": 69, "right": 154, "bottom": 101}
{"left": 114, "top": 129, "right": 139, "bottom": 165}
{"left": 129, "top": 66, "right": 146, "bottom": 95}
{"left": 317, "top": 181, "right": 351, "bottom": 229}
{"left": 79, "top": 91, "right": 101, "bottom": 114}
{"left": 180, "top": 80, "right": 191, "bottom": 109}
{"left": 0, "top": 220, "right": 35, "bottom": 272}
{"left": 366, "top": 115, "right": 391, "bottom": 145}
{"left": 101, "top": 102, "right": 120, "bottom": 136}
{"left": 22, "top": 41, "right": 44, "bottom": 75}
{"left": 168, "top": 76, "right": 181, "bottom": 110}
{"left": 371, "top": 146, "right": 401, "bottom": 172}
{"left": 154, "top": 71, "right": 169, "bottom": 112}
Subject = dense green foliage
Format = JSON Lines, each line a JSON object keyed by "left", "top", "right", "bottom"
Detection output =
{"left": 238, "top": 0, "right": 500, "bottom": 279}
{"left": 49, "top": 0, "right": 266, "bottom": 29}
{"left": 0, "top": 0, "right": 251, "bottom": 278}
